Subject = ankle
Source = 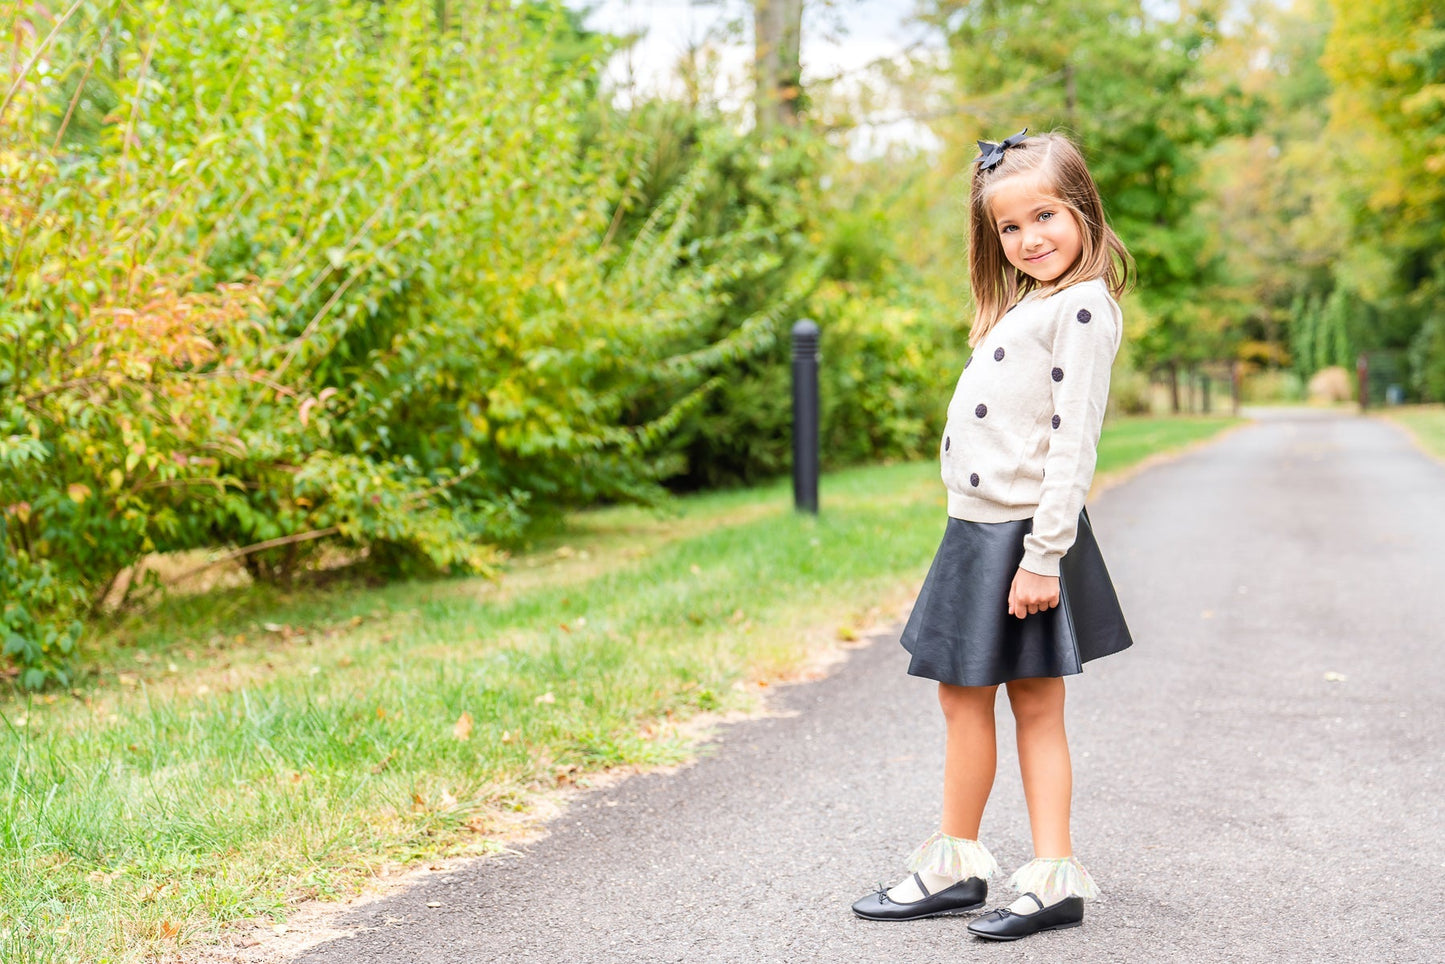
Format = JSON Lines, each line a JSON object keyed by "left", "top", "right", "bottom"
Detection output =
{"left": 905, "top": 831, "right": 1001, "bottom": 882}
{"left": 1007, "top": 855, "right": 1099, "bottom": 904}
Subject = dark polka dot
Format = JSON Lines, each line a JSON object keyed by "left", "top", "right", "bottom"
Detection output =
{"left": 944, "top": 436, "right": 951, "bottom": 452}
{"left": 975, "top": 403, "right": 987, "bottom": 418}
{"left": 1052, "top": 414, "right": 1061, "bottom": 429}
{"left": 965, "top": 356, "right": 973, "bottom": 369}
{"left": 1052, "top": 367, "right": 1064, "bottom": 382}
{"left": 969, "top": 473, "right": 980, "bottom": 487}
{"left": 994, "top": 347, "right": 1006, "bottom": 361}
{"left": 1076, "top": 308, "right": 1092, "bottom": 324}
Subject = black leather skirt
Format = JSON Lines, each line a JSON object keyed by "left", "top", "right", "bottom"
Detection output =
{"left": 900, "top": 508, "right": 1132, "bottom": 687}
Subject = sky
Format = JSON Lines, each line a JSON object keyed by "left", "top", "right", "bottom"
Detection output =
{"left": 571, "top": 1, "right": 944, "bottom": 153}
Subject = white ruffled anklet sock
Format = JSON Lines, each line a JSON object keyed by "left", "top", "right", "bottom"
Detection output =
{"left": 886, "top": 831, "right": 1000, "bottom": 904}
{"left": 1006, "top": 856, "right": 1099, "bottom": 911}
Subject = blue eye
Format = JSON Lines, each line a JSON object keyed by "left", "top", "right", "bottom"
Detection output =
{"left": 1039, "top": 211, "right": 1053, "bottom": 221}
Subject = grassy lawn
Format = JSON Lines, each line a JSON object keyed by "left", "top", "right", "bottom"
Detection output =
{"left": 0, "top": 414, "right": 1236, "bottom": 963}
{"left": 1379, "top": 404, "right": 1445, "bottom": 461}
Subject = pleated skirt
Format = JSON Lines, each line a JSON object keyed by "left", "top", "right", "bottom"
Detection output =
{"left": 900, "top": 508, "right": 1133, "bottom": 687}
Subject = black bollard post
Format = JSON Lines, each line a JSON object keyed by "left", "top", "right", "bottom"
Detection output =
{"left": 791, "top": 319, "right": 820, "bottom": 514}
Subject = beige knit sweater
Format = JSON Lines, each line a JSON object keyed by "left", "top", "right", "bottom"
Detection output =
{"left": 940, "top": 278, "right": 1123, "bottom": 577}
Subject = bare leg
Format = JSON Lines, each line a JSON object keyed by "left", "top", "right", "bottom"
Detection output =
{"left": 884, "top": 683, "right": 999, "bottom": 903}
{"left": 939, "top": 682, "right": 1000, "bottom": 839}
{"left": 1005, "top": 676, "right": 1072, "bottom": 858}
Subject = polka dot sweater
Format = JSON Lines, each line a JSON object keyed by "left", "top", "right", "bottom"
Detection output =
{"left": 940, "top": 278, "right": 1123, "bottom": 577}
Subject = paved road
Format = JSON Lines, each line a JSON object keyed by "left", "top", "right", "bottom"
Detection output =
{"left": 296, "top": 410, "right": 1445, "bottom": 963}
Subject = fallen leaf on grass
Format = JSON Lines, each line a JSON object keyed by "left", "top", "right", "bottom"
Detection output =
{"left": 534, "top": 692, "right": 555, "bottom": 705}
{"left": 158, "top": 920, "right": 179, "bottom": 939}
{"left": 452, "top": 712, "right": 473, "bottom": 741}
{"left": 138, "top": 881, "right": 172, "bottom": 904}
{"left": 836, "top": 626, "right": 859, "bottom": 641}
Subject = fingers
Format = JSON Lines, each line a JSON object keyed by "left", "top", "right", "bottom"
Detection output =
{"left": 1009, "top": 568, "right": 1060, "bottom": 618}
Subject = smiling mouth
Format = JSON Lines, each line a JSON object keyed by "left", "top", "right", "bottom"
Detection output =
{"left": 1026, "top": 250, "right": 1054, "bottom": 262}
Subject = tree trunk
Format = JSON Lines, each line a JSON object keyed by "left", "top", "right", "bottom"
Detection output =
{"left": 754, "top": 0, "right": 804, "bottom": 131}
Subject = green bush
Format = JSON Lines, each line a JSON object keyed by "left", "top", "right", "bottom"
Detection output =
{"left": 597, "top": 123, "right": 969, "bottom": 490}
{"left": 1410, "top": 313, "right": 1445, "bottom": 402}
{"left": 1239, "top": 368, "right": 1306, "bottom": 403}
{"left": 1107, "top": 364, "right": 1155, "bottom": 416}
{"left": 816, "top": 284, "right": 966, "bottom": 467}
{"left": 0, "top": 1, "right": 817, "bottom": 685}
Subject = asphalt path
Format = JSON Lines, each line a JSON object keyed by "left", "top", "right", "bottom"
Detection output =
{"left": 296, "top": 409, "right": 1445, "bottom": 964}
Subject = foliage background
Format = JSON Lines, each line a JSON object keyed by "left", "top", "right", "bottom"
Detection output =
{"left": 3, "top": 0, "right": 1444, "bottom": 685}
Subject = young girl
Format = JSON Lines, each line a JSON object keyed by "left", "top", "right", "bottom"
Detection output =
{"left": 850, "top": 129, "right": 1134, "bottom": 941}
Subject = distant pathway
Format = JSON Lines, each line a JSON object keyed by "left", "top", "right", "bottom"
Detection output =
{"left": 296, "top": 410, "right": 1445, "bottom": 963}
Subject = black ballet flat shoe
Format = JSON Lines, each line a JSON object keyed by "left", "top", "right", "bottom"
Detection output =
{"left": 851, "top": 873, "right": 987, "bottom": 921}
{"left": 966, "top": 892, "right": 1083, "bottom": 941}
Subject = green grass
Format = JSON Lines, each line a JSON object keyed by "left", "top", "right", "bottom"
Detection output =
{"left": 1093, "top": 413, "right": 1238, "bottom": 474}
{"left": 1380, "top": 404, "right": 1445, "bottom": 461}
{"left": 0, "top": 415, "right": 1237, "bottom": 962}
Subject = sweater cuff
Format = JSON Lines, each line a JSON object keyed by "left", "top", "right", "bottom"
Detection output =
{"left": 1019, "top": 548, "right": 1061, "bottom": 578}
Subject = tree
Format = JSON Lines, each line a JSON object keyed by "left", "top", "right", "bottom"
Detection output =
{"left": 754, "top": 0, "right": 805, "bottom": 129}
{"left": 1322, "top": 0, "right": 1445, "bottom": 393}
{"left": 1193, "top": 0, "right": 1340, "bottom": 373}
{"left": 914, "top": 1, "right": 1257, "bottom": 380}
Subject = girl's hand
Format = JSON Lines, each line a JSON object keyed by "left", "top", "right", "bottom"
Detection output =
{"left": 1008, "top": 568, "right": 1060, "bottom": 619}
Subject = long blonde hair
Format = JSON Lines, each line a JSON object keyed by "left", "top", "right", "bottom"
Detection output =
{"left": 967, "top": 131, "right": 1133, "bottom": 347}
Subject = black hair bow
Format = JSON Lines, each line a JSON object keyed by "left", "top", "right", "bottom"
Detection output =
{"left": 975, "top": 128, "right": 1029, "bottom": 171}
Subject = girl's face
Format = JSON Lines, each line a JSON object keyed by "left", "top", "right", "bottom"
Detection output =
{"left": 988, "top": 174, "right": 1083, "bottom": 284}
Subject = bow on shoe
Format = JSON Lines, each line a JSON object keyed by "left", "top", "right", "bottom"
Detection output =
{"left": 975, "top": 128, "right": 1029, "bottom": 170}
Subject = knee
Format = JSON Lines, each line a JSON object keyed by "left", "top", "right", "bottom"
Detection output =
{"left": 1006, "top": 678, "right": 1065, "bottom": 727}
{"left": 938, "top": 683, "right": 996, "bottom": 722}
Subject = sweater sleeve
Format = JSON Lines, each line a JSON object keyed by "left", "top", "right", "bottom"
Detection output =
{"left": 1019, "top": 287, "right": 1121, "bottom": 577}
